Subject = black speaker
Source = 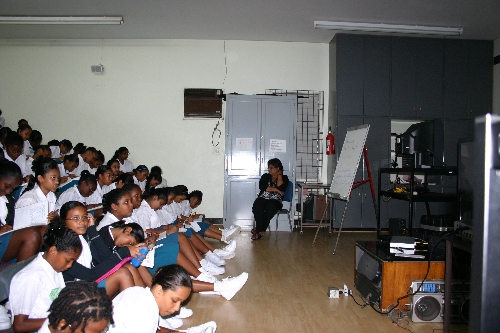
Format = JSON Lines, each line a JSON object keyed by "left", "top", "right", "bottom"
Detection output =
{"left": 388, "top": 218, "right": 407, "bottom": 236}
{"left": 470, "top": 114, "right": 500, "bottom": 332}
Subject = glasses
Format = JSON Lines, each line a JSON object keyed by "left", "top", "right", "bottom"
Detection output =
{"left": 65, "top": 216, "right": 90, "bottom": 222}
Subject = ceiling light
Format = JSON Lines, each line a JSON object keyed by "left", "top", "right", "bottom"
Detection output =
{"left": 0, "top": 16, "right": 124, "bottom": 25}
{"left": 314, "top": 21, "right": 463, "bottom": 36}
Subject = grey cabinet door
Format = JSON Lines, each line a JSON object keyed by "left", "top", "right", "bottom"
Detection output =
{"left": 225, "top": 97, "right": 261, "bottom": 177}
{"left": 337, "top": 34, "right": 364, "bottom": 116}
{"left": 444, "top": 40, "right": 469, "bottom": 119}
{"left": 443, "top": 119, "right": 473, "bottom": 166}
{"left": 261, "top": 98, "right": 296, "bottom": 175}
{"left": 468, "top": 40, "right": 493, "bottom": 118}
{"left": 417, "top": 38, "right": 444, "bottom": 119}
{"left": 224, "top": 178, "right": 259, "bottom": 228}
{"left": 391, "top": 37, "right": 418, "bottom": 118}
{"left": 364, "top": 36, "right": 391, "bottom": 117}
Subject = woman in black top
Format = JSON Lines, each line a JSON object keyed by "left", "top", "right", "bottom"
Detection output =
{"left": 251, "top": 158, "right": 289, "bottom": 240}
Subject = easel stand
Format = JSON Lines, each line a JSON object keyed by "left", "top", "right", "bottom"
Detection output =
{"left": 312, "top": 146, "right": 378, "bottom": 255}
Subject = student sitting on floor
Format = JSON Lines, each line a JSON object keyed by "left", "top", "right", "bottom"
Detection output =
{"left": 25, "top": 146, "right": 52, "bottom": 177}
{"left": 9, "top": 226, "right": 82, "bottom": 333}
{"left": 55, "top": 201, "right": 141, "bottom": 298}
{"left": 55, "top": 171, "right": 100, "bottom": 212}
{"left": 73, "top": 147, "right": 98, "bottom": 177}
{"left": 15, "top": 157, "right": 60, "bottom": 224}
{"left": 108, "top": 265, "right": 217, "bottom": 333}
{"left": 0, "top": 161, "right": 42, "bottom": 262}
{"left": 17, "top": 123, "right": 32, "bottom": 158}
{"left": 113, "top": 147, "right": 134, "bottom": 175}
{"left": 57, "top": 154, "right": 79, "bottom": 188}
{"left": 132, "top": 165, "right": 149, "bottom": 192}
{"left": 4, "top": 132, "right": 29, "bottom": 180}
{"left": 37, "top": 281, "right": 113, "bottom": 333}
{"left": 101, "top": 173, "right": 134, "bottom": 196}
{"left": 48, "top": 139, "right": 73, "bottom": 161}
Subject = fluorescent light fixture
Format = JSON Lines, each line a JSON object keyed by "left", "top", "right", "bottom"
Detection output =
{"left": 314, "top": 21, "right": 463, "bottom": 36}
{"left": 0, "top": 16, "right": 123, "bottom": 25}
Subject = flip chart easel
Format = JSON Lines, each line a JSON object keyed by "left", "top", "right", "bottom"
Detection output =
{"left": 311, "top": 124, "right": 377, "bottom": 254}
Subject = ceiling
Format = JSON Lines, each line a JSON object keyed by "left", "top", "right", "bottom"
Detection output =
{"left": 1, "top": 0, "right": 499, "bottom": 43}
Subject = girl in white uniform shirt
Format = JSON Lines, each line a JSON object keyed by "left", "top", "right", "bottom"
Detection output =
{"left": 15, "top": 157, "right": 60, "bottom": 223}
{"left": 113, "top": 147, "right": 134, "bottom": 174}
{"left": 73, "top": 147, "right": 98, "bottom": 177}
{"left": 57, "top": 154, "right": 79, "bottom": 188}
{"left": 17, "top": 124, "right": 32, "bottom": 158}
{"left": 122, "top": 183, "right": 142, "bottom": 224}
{"left": 108, "top": 265, "right": 217, "bottom": 333}
{"left": 150, "top": 165, "right": 168, "bottom": 188}
{"left": 132, "top": 165, "right": 149, "bottom": 192}
{"left": 86, "top": 165, "right": 113, "bottom": 207}
{"left": 25, "top": 146, "right": 52, "bottom": 177}
{"left": 37, "top": 281, "right": 113, "bottom": 333}
{"left": 107, "top": 159, "right": 120, "bottom": 180}
{"left": 48, "top": 139, "right": 73, "bottom": 161}
{"left": 0, "top": 161, "right": 42, "bottom": 262}
{"left": 96, "top": 188, "right": 134, "bottom": 231}
{"left": 9, "top": 226, "right": 82, "bottom": 333}
{"left": 4, "top": 132, "right": 30, "bottom": 180}
{"left": 88, "top": 150, "right": 105, "bottom": 175}
{"left": 55, "top": 171, "right": 100, "bottom": 212}
{"left": 101, "top": 173, "right": 134, "bottom": 196}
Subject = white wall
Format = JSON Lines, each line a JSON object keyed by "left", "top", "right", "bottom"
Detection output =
{"left": 494, "top": 37, "right": 500, "bottom": 114}
{"left": 0, "top": 39, "right": 329, "bottom": 217}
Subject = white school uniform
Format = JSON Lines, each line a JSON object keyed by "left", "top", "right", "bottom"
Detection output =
{"left": 118, "top": 159, "right": 134, "bottom": 173}
{"left": 77, "top": 235, "right": 92, "bottom": 269}
{"left": 133, "top": 175, "right": 146, "bottom": 192}
{"left": 89, "top": 167, "right": 97, "bottom": 175}
{"left": 5, "top": 153, "right": 29, "bottom": 178}
{"left": 25, "top": 157, "right": 35, "bottom": 176}
{"left": 0, "top": 196, "right": 8, "bottom": 224}
{"left": 102, "top": 182, "right": 116, "bottom": 195}
{"left": 23, "top": 140, "right": 33, "bottom": 158}
{"left": 165, "top": 201, "right": 184, "bottom": 219}
{"left": 49, "top": 146, "right": 74, "bottom": 159}
{"left": 179, "top": 200, "right": 192, "bottom": 216}
{"left": 156, "top": 177, "right": 168, "bottom": 189}
{"left": 37, "top": 319, "right": 51, "bottom": 333}
{"left": 73, "top": 154, "right": 89, "bottom": 177}
{"left": 86, "top": 183, "right": 104, "bottom": 205}
{"left": 15, "top": 184, "right": 57, "bottom": 214}
{"left": 96, "top": 212, "right": 119, "bottom": 231}
{"left": 135, "top": 200, "right": 160, "bottom": 231}
{"left": 57, "top": 164, "right": 79, "bottom": 188}
{"left": 156, "top": 205, "right": 177, "bottom": 226}
{"left": 123, "top": 208, "right": 139, "bottom": 224}
{"left": 10, "top": 253, "right": 65, "bottom": 320}
{"left": 55, "top": 186, "right": 88, "bottom": 211}
{"left": 108, "top": 287, "right": 158, "bottom": 333}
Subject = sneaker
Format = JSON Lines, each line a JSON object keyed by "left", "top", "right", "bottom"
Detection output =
{"left": 221, "top": 227, "right": 239, "bottom": 243}
{"left": 213, "top": 248, "right": 235, "bottom": 260}
{"left": 195, "top": 267, "right": 219, "bottom": 283}
{"left": 214, "top": 272, "right": 249, "bottom": 300}
{"left": 158, "top": 316, "right": 183, "bottom": 329}
{"left": 186, "top": 321, "right": 217, "bottom": 333}
{"left": 201, "top": 259, "right": 225, "bottom": 275}
{"left": 205, "top": 251, "right": 226, "bottom": 266}
{"left": 0, "top": 305, "right": 10, "bottom": 330}
{"left": 175, "top": 306, "right": 193, "bottom": 319}
{"left": 220, "top": 240, "right": 236, "bottom": 254}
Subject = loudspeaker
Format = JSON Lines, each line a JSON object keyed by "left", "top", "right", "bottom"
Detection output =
{"left": 411, "top": 293, "right": 444, "bottom": 322}
{"left": 388, "top": 218, "right": 407, "bottom": 236}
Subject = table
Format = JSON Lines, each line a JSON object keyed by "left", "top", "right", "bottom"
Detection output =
{"left": 296, "top": 182, "right": 333, "bottom": 235}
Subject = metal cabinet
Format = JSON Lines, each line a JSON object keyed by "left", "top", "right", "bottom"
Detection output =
{"left": 223, "top": 95, "right": 297, "bottom": 229}
{"left": 336, "top": 34, "right": 364, "bottom": 116}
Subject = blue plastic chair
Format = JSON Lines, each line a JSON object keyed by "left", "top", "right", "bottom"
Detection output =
{"left": 272, "top": 182, "right": 294, "bottom": 239}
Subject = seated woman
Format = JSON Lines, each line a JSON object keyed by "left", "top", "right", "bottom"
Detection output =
{"left": 101, "top": 173, "right": 134, "bottom": 196}
{"left": 251, "top": 158, "right": 289, "bottom": 240}
{"left": 55, "top": 170, "right": 100, "bottom": 212}
{"left": 108, "top": 265, "right": 217, "bottom": 333}
{"left": 38, "top": 281, "right": 113, "bottom": 333}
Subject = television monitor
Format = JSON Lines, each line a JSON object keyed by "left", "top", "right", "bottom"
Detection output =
{"left": 395, "top": 119, "right": 444, "bottom": 168}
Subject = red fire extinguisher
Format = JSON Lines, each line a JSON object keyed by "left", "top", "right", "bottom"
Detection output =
{"left": 326, "top": 126, "right": 335, "bottom": 155}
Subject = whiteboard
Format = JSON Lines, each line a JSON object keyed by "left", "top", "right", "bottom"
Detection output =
{"left": 328, "top": 124, "right": 370, "bottom": 201}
